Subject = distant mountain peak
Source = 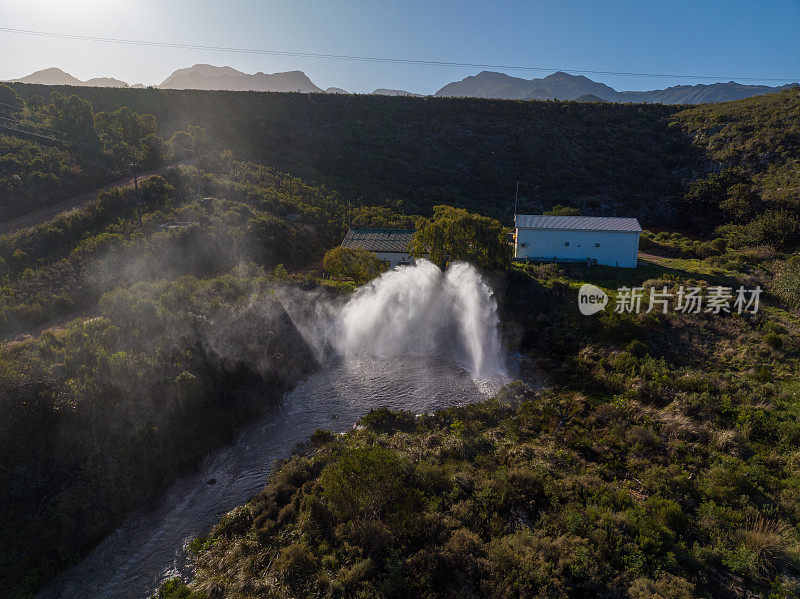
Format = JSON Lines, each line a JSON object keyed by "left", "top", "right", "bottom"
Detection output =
{"left": 435, "top": 70, "right": 798, "bottom": 104}
{"left": 7, "top": 67, "right": 127, "bottom": 87}
{"left": 543, "top": 71, "right": 594, "bottom": 84}
{"left": 5, "top": 65, "right": 797, "bottom": 104}
{"left": 158, "top": 64, "right": 322, "bottom": 93}
{"left": 84, "top": 77, "right": 128, "bottom": 88}
{"left": 9, "top": 67, "right": 83, "bottom": 86}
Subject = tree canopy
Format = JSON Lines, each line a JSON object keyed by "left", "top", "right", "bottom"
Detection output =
{"left": 323, "top": 246, "right": 388, "bottom": 284}
{"left": 410, "top": 205, "right": 511, "bottom": 270}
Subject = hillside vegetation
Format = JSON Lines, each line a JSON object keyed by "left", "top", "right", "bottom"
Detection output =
{"left": 0, "top": 155, "right": 361, "bottom": 594}
{"left": 0, "top": 84, "right": 170, "bottom": 222}
{"left": 172, "top": 258, "right": 800, "bottom": 598}
{"left": 1, "top": 87, "right": 800, "bottom": 598}
{"left": 8, "top": 83, "right": 689, "bottom": 222}
{"left": 7, "top": 84, "right": 799, "bottom": 232}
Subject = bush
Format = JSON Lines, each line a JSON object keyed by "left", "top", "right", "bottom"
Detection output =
{"left": 745, "top": 210, "right": 800, "bottom": 250}
{"left": 773, "top": 255, "right": 800, "bottom": 309}
{"left": 274, "top": 542, "right": 318, "bottom": 584}
{"left": 156, "top": 579, "right": 207, "bottom": 599}
{"left": 764, "top": 332, "right": 784, "bottom": 350}
{"left": 320, "top": 445, "right": 406, "bottom": 522}
{"left": 628, "top": 573, "right": 695, "bottom": 599}
{"left": 362, "top": 408, "right": 418, "bottom": 433}
{"left": 544, "top": 204, "right": 580, "bottom": 216}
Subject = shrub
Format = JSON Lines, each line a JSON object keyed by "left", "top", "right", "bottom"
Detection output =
{"left": 212, "top": 505, "right": 253, "bottom": 538}
{"left": 764, "top": 332, "right": 784, "bottom": 350}
{"left": 732, "top": 516, "right": 800, "bottom": 580}
{"left": 156, "top": 579, "right": 207, "bottom": 599}
{"left": 274, "top": 541, "right": 318, "bottom": 584}
{"left": 745, "top": 210, "right": 800, "bottom": 250}
{"left": 544, "top": 204, "right": 580, "bottom": 216}
{"left": 362, "top": 408, "right": 417, "bottom": 433}
{"left": 773, "top": 255, "right": 800, "bottom": 309}
{"left": 628, "top": 573, "right": 695, "bottom": 599}
{"left": 626, "top": 339, "right": 650, "bottom": 358}
{"left": 320, "top": 445, "right": 406, "bottom": 522}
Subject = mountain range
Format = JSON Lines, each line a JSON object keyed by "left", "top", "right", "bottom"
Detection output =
{"left": 8, "top": 67, "right": 130, "bottom": 88}
{"left": 434, "top": 70, "right": 798, "bottom": 104}
{"left": 157, "top": 64, "right": 322, "bottom": 92}
{"left": 5, "top": 65, "right": 797, "bottom": 104}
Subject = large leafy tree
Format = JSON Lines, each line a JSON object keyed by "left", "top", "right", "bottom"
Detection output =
{"left": 410, "top": 205, "right": 511, "bottom": 270}
{"left": 323, "top": 246, "right": 388, "bottom": 284}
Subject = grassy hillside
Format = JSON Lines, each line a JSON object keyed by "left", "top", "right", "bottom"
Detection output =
{"left": 7, "top": 84, "right": 799, "bottom": 232}
{"left": 173, "top": 259, "right": 800, "bottom": 599}
{"left": 0, "top": 159, "right": 357, "bottom": 595}
{"left": 0, "top": 84, "right": 171, "bottom": 222}
{"left": 674, "top": 88, "right": 800, "bottom": 206}
{"left": 9, "top": 84, "right": 799, "bottom": 235}
{"left": 672, "top": 89, "right": 800, "bottom": 239}
{"left": 9, "top": 83, "right": 690, "bottom": 222}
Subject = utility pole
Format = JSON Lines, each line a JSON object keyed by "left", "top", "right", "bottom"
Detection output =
{"left": 514, "top": 180, "right": 520, "bottom": 216}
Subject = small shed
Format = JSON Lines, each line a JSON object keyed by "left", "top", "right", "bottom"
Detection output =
{"left": 340, "top": 228, "right": 416, "bottom": 268}
{"left": 514, "top": 215, "right": 642, "bottom": 268}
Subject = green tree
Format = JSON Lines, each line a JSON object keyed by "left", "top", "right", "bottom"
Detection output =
{"left": 169, "top": 130, "right": 195, "bottom": 160}
{"left": 410, "top": 205, "right": 511, "bottom": 270}
{"left": 48, "top": 92, "right": 98, "bottom": 144}
{"left": 0, "top": 84, "right": 24, "bottom": 118}
{"left": 746, "top": 209, "right": 800, "bottom": 250}
{"left": 323, "top": 246, "right": 388, "bottom": 284}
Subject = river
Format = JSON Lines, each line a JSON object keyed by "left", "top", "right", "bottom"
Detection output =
{"left": 38, "top": 355, "right": 507, "bottom": 598}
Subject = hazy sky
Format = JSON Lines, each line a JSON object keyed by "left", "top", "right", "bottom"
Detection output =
{"left": 1, "top": 0, "right": 798, "bottom": 93}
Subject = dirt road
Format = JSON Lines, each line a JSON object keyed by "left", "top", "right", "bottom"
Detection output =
{"left": 0, "top": 165, "right": 178, "bottom": 236}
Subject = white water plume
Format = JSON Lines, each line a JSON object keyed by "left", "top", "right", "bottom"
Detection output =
{"left": 335, "top": 259, "right": 507, "bottom": 377}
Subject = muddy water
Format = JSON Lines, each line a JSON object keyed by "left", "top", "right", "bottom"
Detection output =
{"left": 38, "top": 356, "right": 507, "bottom": 599}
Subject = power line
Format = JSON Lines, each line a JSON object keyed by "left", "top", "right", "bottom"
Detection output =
{"left": 0, "top": 109, "right": 81, "bottom": 140}
{"left": 0, "top": 116, "right": 68, "bottom": 141}
{"left": 0, "top": 101, "right": 67, "bottom": 135}
{"left": 0, "top": 120, "right": 64, "bottom": 143}
{"left": 1, "top": 26, "right": 797, "bottom": 83}
{"left": 0, "top": 116, "right": 101, "bottom": 149}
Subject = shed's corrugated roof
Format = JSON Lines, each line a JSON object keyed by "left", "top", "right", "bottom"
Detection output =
{"left": 341, "top": 228, "right": 414, "bottom": 253}
{"left": 515, "top": 214, "right": 642, "bottom": 232}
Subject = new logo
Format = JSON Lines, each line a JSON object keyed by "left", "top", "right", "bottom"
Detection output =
{"left": 578, "top": 284, "right": 608, "bottom": 315}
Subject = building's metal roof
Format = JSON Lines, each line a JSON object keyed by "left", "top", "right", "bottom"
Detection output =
{"left": 515, "top": 214, "right": 642, "bottom": 232}
{"left": 341, "top": 228, "right": 415, "bottom": 253}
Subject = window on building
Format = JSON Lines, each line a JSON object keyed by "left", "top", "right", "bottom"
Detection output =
{"left": 595, "top": 243, "right": 600, "bottom": 248}
{"left": 520, "top": 242, "right": 528, "bottom": 248}
{"left": 564, "top": 242, "right": 570, "bottom": 247}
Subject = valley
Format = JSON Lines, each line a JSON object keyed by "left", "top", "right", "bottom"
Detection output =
{"left": 1, "top": 81, "right": 799, "bottom": 598}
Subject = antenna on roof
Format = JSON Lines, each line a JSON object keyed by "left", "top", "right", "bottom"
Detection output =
{"left": 514, "top": 181, "right": 519, "bottom": 216}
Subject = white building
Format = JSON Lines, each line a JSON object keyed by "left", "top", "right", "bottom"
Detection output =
{"left": 514, "top": 215, "right": 642, "bottom": 268}
{"left": 340, "top": 228, "right": 416, "bottom": 268}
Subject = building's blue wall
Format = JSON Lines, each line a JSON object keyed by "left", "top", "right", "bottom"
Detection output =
{"left": 515, "top": 229, "right": 640, "bottom": 268}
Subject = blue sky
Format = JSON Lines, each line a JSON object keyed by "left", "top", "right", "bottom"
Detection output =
{"left": 1, "top": 0, "right": 798, "bottom": 93}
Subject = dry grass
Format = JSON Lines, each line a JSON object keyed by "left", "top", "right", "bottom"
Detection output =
{"left": 737, "top": 515, "right": 800, "bottom": 577}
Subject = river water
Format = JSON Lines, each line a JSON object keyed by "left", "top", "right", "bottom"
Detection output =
{"left": 38, "top": 355, "right": 507, "bottom": 599}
